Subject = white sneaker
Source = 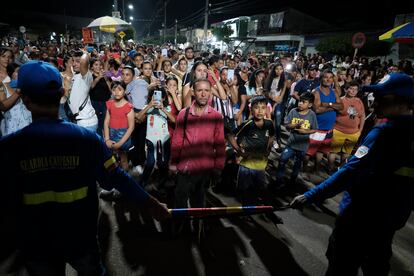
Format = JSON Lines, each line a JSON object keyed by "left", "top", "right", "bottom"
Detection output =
{"left": 130, "top": 165, "right": 143, "bottom": 177}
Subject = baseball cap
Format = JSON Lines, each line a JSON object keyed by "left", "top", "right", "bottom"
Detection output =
{"left": 17, "top": 61, "right": 62, "bottom": 96}
{"left": 308, "top": 64, "right": 318, "bottom": 71}
{"left": 128, "top": 49, "right": 137, "bottom": 58}
{"left": 362, "top": 73, "right": 414, "bottom": 103}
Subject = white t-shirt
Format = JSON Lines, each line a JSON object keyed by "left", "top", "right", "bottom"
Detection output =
{"left": 69, "top": 71, "right": 98, "bottom": 127}
{"left": 145, "top": 106, "right": 171, "bottom": 145}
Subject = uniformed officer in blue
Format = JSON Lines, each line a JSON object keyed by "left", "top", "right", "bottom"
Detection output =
{"left": 290, "top": 73, "right": 414, "bottom": 276}
{"left": 0, "top": 61, "right": 170, "bottom": 275}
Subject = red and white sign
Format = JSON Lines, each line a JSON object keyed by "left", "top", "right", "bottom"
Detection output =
{"left": 352, "top": 32, "right": 366, "bottom": 49}
{"left": 82, "top": 28, "right": 94, "bottom": 44}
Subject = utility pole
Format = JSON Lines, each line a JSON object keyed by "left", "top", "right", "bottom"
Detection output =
{"left": 122, "top": 0, "right": 126, "bottom": 20}
{"left": 203, "top": 0, "right": 209, "bottom": 49}
{"left": 174, "top": 19, "right": 178, "bottom": 45}
{"left": 164, "top": 0, "right": 167, "bottom": 43}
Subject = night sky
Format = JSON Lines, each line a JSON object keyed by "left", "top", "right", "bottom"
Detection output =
{"left": 1, "top": 0, "right": 412, "bottom": 36}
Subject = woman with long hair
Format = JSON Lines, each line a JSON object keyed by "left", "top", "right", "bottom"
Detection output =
{"left": 182, "top": 60, "right": 227, "bottom": 108}
{"left": 0, "top": 49, "right": 32, "bottom": 136}
{"left": 264, "top": 63, "right": 287, "bottom": 147}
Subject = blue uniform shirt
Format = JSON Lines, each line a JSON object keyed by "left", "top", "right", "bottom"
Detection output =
{"left": 304, "top": 116, "right": 414, "bottom": 232}
{"left": 0, "top": 119, "right": 150, "bottom": 257}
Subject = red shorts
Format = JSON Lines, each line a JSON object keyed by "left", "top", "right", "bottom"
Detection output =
{"left": 306, "top": 130, "right": 333, "bottom": 156}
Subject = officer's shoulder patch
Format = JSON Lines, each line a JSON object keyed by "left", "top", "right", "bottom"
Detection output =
{"left": 354, "top": 145, "right": 369, "bottom": 158}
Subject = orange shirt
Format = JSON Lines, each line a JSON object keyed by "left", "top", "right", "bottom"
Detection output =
{"left": 334, "top": 96, "right": 365, "bottom": 134}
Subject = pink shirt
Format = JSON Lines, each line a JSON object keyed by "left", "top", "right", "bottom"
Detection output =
{"left": 171, "top": 103, "right": 225, "bottom": 175}
{"left": 106, "top": 100, "right": 133, "bottom": 129}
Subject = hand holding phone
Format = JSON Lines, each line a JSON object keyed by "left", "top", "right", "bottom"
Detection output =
{"left": 227, "top": 69, "right": 235, "bottom": 81}
{"left": 153, "top": 90, "right": 162, "bottom": 107}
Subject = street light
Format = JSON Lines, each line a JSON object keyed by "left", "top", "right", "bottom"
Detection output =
{"left": 129, "top": 16, "right": 133, "bottom": 21}
{"left": 128, "top": 4, "right": 133, "bottom": 10}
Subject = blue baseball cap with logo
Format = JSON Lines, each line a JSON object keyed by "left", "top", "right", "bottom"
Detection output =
{"left": 362, "top": 73, "right": 414, "bottom": 103}
{"left": 17, "top": 61, "right": 62, "bottom": 96}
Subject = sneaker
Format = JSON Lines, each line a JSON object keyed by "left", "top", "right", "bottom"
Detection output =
{"left": 130, "top": 165, "right": 143, "bottom": 177}
{"left": 99, "top": 189, "right": 122, "bottom": 201}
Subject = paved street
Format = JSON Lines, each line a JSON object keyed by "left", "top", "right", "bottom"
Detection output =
{"left": 64, "top": 185, "right": 414, "bottom": 276}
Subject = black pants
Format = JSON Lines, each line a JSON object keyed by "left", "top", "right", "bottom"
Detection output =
{"left": 173, "top": 173, "right": 211, "bottom": 238}
{"left": 325, "top": 218, "right": 393, "bottom": 276}
{"left": 130, "top": 116, "right": 147, "bottom": 167}
{"left": 22, "top": 244, "right": 106, "bottom": 276}
{"left": 174, "top": 173, "right": 210, "bottom": 208}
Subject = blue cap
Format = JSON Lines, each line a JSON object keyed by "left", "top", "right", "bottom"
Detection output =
{"left": 17, "top": 61, "right": 62, "bottom": 95}
{"left": 362, "top": 73, "right": 414, "bottom": 103}
{"left": 128, "top": 49, "right": 137, "bottom": 58}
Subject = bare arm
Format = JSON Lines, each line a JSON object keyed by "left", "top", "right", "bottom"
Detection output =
{"left": 80, "top": 53, "right": 89, "bottom": 77}
{"left": 168, "top": 90, "right": 182, "bottom": 112}
{"left": 0, "top": 86, "right": 20, "bottom": 111}
{"left": 136, "top": 102, "right": 153, "bottom": 122}
{"left": 227, "top": 133, "right": 241, "bottom": 153}
{"left": 91, "top": 74, "right": 103, "bottom": 89}
{"left": 182, "top": 84, "right": 193, "bottom": 108}
{"left": 228, "top": 78, "right": 239, "bottom": 105}
{"left": 210, "top": 70, "right": 227, "bottom": 100}
{"left": 171, "top": 67, "right": 184, "bottom": 79}
{"left": 318, "top": 92, "right": 344, "bottom": 111}
{"left": 161, "top": 105, "right": 176, "bottom": 124}
{"left": 103, "top": 110, "right": 113, "bottom": 148}
{"left": 114, "top": 109, "right": 135, "bottom": 148}
{"left": 313, "top": 90, "right": 335, "bottom": 114}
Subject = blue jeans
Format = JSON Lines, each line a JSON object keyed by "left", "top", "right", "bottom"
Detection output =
{"left": 276, "top": 146, "right": 305, "bottom": 182}
{"left": 91, "top": 100, "right": 107, "bottom": 137}
{"left": 274, "top": 103, "right": 286, "bottom": 143}
{"left": 84, "top": 124, "right": 98, "bottom": 133}
{"left": 59, "top": 103, "right": 69, "bottom": 122}
{"left": 141, "top": 139, "right": 171, "bottom": 184}
{"left": 109, "top": 128, "right": 132, "bottom": 151}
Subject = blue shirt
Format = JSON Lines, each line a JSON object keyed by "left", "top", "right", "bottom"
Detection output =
{"left": 294, "top": 78, "right": 320, "bottom": 96}
{"left": 0, "top": 119, "right": 150, "bottom": 257}
{"left": 304, "top": 116, "right": 414, "bottom": 232}
{"left": 315, "top": 86, "right": 337, "bottom": 130}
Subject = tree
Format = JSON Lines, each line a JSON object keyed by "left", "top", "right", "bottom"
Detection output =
{"left": 316, "top": 34, "right": 353, "bottom": 57}
{"left": 211, "top": 25, "right": 234, "bottom": 43}
{"left": 316, "top": 33, "right": 392, "bottom": 57}
{"left": 359, "top": 38, "right": 392, "bottom": 57}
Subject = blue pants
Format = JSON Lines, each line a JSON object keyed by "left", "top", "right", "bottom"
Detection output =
{"left": 273, "top": 103, "right": 286, "bottom": 143}
{"left": 141, "top": 139, "right": 170, "bottom": 185}
{"left": 58, "top": 103, "right": 69, "bottom": 122}
{"left": 276, "top": 146, "right": 305, "bottom": 182}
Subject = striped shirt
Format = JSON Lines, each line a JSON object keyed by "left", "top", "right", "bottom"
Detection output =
{"left": 213, "top": 96, "right": 234, "bottom": 119}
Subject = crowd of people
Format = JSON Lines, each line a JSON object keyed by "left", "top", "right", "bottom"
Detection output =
{"left": 1, "top": 36, "right": 413, "bottom": 276}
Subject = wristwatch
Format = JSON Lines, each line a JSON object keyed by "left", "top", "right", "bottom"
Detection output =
{"left": 329, "top": 102, "right": 333, "bottom": 107}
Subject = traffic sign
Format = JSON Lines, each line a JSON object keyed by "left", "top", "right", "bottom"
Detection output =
{"left": 118, "top": 31, "right": 126, "bottom": 39}
{"left": 352, "top": 32, "right": 366, "bottom": 49}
